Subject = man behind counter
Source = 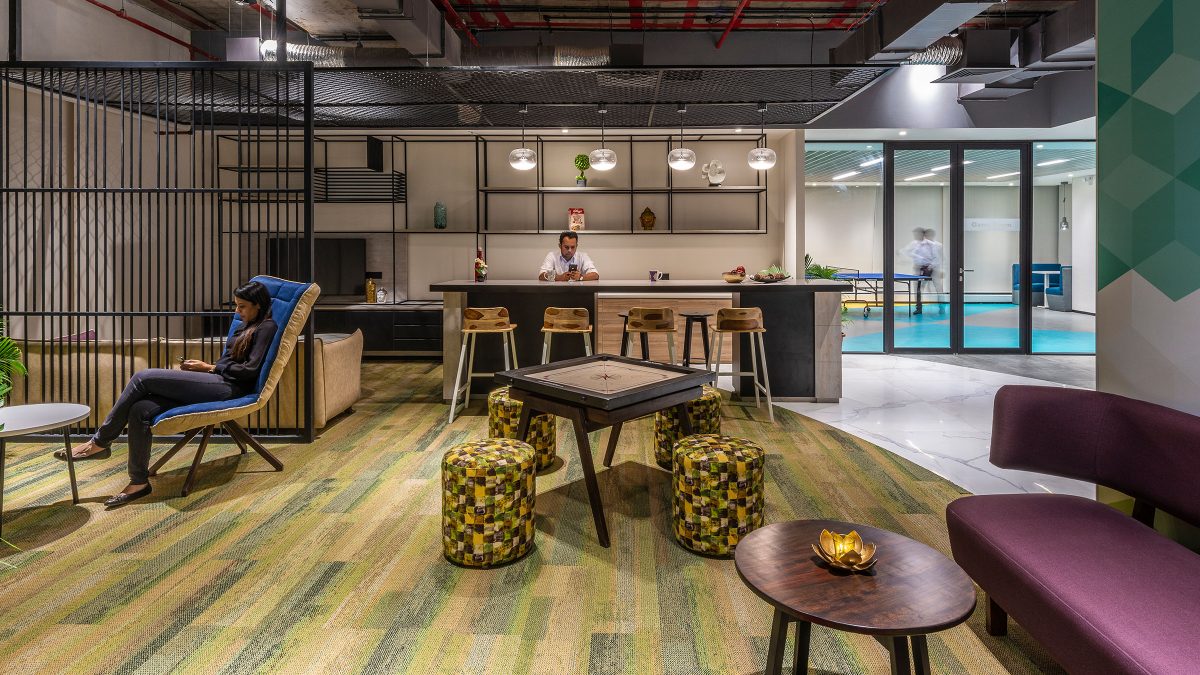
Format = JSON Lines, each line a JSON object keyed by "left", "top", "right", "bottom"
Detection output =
{"left": 537, "top": 231, "right": 600, "bottom": 281}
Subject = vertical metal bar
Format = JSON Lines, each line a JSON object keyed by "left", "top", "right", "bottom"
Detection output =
{"left": 1019, "top": 142, "right": 1033, "bottom": 353}
{"left": 950, "top": 144, "right": 965, "bottom": 352}
{"left": 276, "top": 0, "right": 288, "bottom": 65}
{"left": 882, "top": 141, "right": 895, "bottom": 353}
{"left": 7, "top": 0, "right": 20, "bottom": 62}
{"left": 302, "top": 64, "right": 315, "bottom": 442}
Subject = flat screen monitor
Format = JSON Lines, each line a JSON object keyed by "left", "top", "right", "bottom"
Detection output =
{"left": 267, "top": 238, "right": 366, "bottom": 296}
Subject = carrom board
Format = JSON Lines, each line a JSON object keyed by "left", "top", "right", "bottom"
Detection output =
{"left": 497, "top": 354, "right": 713, "bottom": 410}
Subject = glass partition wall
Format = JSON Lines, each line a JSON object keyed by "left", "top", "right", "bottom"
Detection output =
{"left": 807, "top": 141, "right": 1098, "bottom": 354}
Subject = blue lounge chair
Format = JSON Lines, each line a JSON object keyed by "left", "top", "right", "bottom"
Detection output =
{"left": 148, "top": 276, "right": 321, "bottom": 496}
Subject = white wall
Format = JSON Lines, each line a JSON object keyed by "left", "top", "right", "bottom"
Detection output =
{"left": 10, "top": 0, "right": 191, "bottom": 61}
{"left": 1071, "top": 177, "right": 1097, "bottom": 313}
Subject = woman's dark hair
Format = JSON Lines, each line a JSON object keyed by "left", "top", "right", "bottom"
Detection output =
{"left": 230, "top": 280, "right": 272, "bottom": 360}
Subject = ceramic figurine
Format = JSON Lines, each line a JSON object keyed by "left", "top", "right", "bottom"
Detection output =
{"left": 639, "top": 207, "right": 656, "bottom": 231}
{"left": 701, "top": 160, "right": 727, "bottom": 186}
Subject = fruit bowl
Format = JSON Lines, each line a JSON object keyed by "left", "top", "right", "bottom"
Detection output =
{"left": 750, "top": 274, "right": 791, "bottom": 283}
{"left": 722, "top": 273, "right": 746, "bottom": 283}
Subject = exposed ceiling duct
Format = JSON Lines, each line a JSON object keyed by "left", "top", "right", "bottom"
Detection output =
{"left": 350, "top": 0, "right": 463, "bottom": 65}
{"left": 830, "top": 0, "right": 994, "bottom": 64}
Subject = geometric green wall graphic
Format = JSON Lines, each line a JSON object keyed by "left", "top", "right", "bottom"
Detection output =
{"left": 1098, "top": 0, "right": 1200, "bottom": 300}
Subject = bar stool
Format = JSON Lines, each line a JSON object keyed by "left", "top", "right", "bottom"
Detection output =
{"left": 708, "top": 307, "right": 773, "bottom": 423}
{"left": 448, "top": 306, "right": 518, "bottom": 425}
{"left": 617, "top": 311, "right": 649, "bottom": 358}
{"left": 680, "top": 311, "right": 713, "bottom": 368}
{"left": 626, "top": 307, "right": 676, "bottom": 365}
{"left": 541, "top": 307, "right": 593, "bottom": 364}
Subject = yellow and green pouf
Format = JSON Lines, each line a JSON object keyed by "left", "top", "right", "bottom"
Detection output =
{"left": 653, "top": 385, "right": 722, "bottom": 469}
{"left": 673, "top": 434, "right": 765, "bottom": 557}
{"left": 488, "top": 386, "right": 557, "bottom": 471}
{"left": 442, "top": 438, "right": 537, "bottom": 568}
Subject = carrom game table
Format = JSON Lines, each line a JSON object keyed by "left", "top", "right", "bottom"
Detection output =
{"left": 496, "top": 355, "right": 714, "bottom": 547}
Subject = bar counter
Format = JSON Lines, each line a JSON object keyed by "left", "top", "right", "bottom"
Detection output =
{"left": 430, "top": 278, "right": 850, "bottom": 402}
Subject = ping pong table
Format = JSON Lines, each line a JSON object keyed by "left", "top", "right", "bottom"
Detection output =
{"left": 834, "top": 271, "right": 933, "bottom": 317}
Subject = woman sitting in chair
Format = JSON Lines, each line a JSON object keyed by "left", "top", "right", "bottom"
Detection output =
{"left": 57, "top": 281, "right": 278, "bottom": 507}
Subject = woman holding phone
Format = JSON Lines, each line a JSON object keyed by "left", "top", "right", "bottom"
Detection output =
{"left": 55, "top": 281, "right": 277, "bottom": 507}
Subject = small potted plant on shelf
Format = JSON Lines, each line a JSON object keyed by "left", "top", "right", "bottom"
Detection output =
{"left": 574, "top": 154, "right": 590, "bottom": 186}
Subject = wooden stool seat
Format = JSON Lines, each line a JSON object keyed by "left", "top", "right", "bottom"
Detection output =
{"left": 625, "top": 307, "right": 677, "bottom": 365}
{"left": 449, "top": 307, "right": 519, "bottom": 424}
{"left": 541, "top": 307, "right": 593, "bottom": 364}
{"left": 708, "top": 307, "right": 774, "bottom": 422}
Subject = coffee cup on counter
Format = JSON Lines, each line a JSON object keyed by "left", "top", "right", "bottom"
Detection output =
{"left": 649, "top": 270, "right": 662, "bottom": 282}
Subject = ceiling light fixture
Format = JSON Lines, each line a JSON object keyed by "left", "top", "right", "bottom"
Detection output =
{"left": 898, "top": 130, "right": 908, "bottom": 136}
{"left": 832, "top": 171, "right": 860, "bottom": 181}
{"left": 508, "top": 104, "right": 537, "bottom": 171}
{"left": 860, "top": 157, "right": 884, "bottom": 167}
{"left": 747, "top": 103, "right": 777, "bottom": 170}
{"left": 667, "top": 104, "right": 697, "bottom": 171}
{"left": 589, "top": 105, "right": 617, "bottom": 172}
{"left": 735, "top": 128, "right": 743, "bottom": 133}
{"left": 988, "top": 171, "right": 1020, "bottom": 180}
{"left": 930, "top": 160, "right": 973, "bottom": 171}
{"left": 561, "top": 128, "right": 569, "bottom": 134}
{"left": 905, "top": 173, "right": 936, "bottom": 181}
{"left": 1036, "top": 144, "right": 1045, "bottom": 149}
{"left": 1036, "top": 158, "right": 1069, "bottom": 167}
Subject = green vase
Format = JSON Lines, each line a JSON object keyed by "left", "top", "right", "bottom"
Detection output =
{"left": 434, "top": 201, "right": 447, "bottom": 229}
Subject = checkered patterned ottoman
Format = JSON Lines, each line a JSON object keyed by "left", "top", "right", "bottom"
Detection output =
{"left": 488, "top": 386, "right": 557, "bottom": 471}
{"left": 442, "top": 438, "right": 537, "bottom": 567}
{"left": 672, "top": 434, "right": 765, "bottom": 556}
{"left": 653, "top": 385, "right": 722, "bottom": 469}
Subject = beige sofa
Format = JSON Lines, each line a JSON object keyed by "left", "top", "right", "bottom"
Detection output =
{"left": 10, "top": 330, "right": 362, "bottom": 432}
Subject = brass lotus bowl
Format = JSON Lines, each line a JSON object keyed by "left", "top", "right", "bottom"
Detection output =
{"left": 722, "top": 273, "right": 746, "bottom": 283}
{"left": 812, "top": 529, "right": 878, "bottom": 572}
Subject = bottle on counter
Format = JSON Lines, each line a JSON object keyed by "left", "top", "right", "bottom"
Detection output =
{"left": 365, "top": 272, "right": 382, "bottom": 304}
{"left": 474, "top": 247, "right": 488, "bottom": 283}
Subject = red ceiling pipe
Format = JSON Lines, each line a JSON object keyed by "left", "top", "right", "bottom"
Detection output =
{"left": 715, "top": 0, "right": 751, "bottom": 48}
{"left": 435, "top": 0, "right": 483, "bottom": 46}
{"left": 628, "top": 0, "right": 644, "bottom": 31}
{"left": 459, "top": 0, "right": 491, "bottom": 29}
{"left": 681, "top": 0, "right": 700, "bottom": 30}
{"left": 484, "top": 0, "right": 514, "bottom": 29}
{"left": 82, "top": 0, "right": 219, "bottom": 61}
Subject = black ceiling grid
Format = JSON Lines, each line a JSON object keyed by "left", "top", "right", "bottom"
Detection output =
{"left": 2, "top": 65, "right": 891, "bottom": 129}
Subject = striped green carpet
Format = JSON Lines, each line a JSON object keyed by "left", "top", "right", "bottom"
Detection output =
{"left": 0, "top": 361, "right": 1062, "bottom": 674}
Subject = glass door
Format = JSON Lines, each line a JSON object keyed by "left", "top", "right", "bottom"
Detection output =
{"left": 886, "top": 145, "right": 953, "bottom": 351}
{"left": 958, "top": 145, "right": 1029, "bottom": 352}
{"left": 883, "top": 143, "right": 1031, "bottom": 353}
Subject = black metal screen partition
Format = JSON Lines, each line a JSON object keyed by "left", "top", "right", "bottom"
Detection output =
{"left": 0, "top": 63, "right": 316, "bottom": 441}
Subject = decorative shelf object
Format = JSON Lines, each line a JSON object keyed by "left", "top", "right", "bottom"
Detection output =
{"left": 314, "top": 167, "right": 406, "bottom": 203}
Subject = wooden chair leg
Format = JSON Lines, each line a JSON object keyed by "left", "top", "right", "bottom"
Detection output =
{"left": 181, "top": 426, "right": 214, "bottom": 497}
{"left": 148, "top": 427, "right": 202, "bottom": 477}
{"left": 225, "top": 421, "right": 284, "bottom": 471}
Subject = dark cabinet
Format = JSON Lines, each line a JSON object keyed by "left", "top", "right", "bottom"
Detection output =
{"left": 315, "top": 307, "right": 442, "bottom": 355}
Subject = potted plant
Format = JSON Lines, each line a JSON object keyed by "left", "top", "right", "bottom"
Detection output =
{"left": 574, "top": 154, "right": 590, "bottom": 186}
{"left": 803, "top": 253, "right": 840, "bottom": 280}
{"left": 0, "top": 320, "right": 27, "bottom": 412}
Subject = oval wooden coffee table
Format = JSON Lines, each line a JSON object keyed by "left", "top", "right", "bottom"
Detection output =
{"left": 735, "top": 519, "right": 976, "bottom": 675}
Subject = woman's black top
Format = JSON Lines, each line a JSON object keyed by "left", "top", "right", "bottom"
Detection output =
{"left": 214, "top": 318, "right": 278, "bottom": 392}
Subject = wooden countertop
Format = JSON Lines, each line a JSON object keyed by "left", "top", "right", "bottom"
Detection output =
{"left": 429, "top": 279, "right": 850, "bottom": 293}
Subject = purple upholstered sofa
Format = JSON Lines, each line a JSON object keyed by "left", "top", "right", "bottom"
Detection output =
{"left": 946, "top": 385, "right": 1200, "bottom": 675}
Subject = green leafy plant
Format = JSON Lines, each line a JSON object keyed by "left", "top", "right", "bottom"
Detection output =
{"left": 804, "top": 253, "right": 839, "bottom": 280}
{"left": 0, "top": 320, "right": 26, "bottom": 403}
{"left": 573, "top": 153, "right": 590, "bottom": 180}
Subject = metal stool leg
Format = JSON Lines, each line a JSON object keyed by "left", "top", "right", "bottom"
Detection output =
{"left": 509, "top": 329, "right": 520, "bottom": 369}
{"left": 640, "top": 332, "right": 650, "bottom": 360}
{"left": 582, "top": 332, "right": 593, "bottom": 356}
{"left": 620, "top": 315, "right": 630, "bottom": 357}
{"left": 757, "top": 332, "right": 774, "bottom": 423}
{"left": 448, "top": 333, "right": 470, "bottom": 424}
{"left": 682, "top": 317, "right": 694, "bottom": 366}
{"left": 699, "top": 318, "right": 711, "bottom": 368}
{"left": 541, "top": 332, "right": 552, "bottom": 365}
{"left": 502, "top": 333, "right": 512, "bottom": 371}
{"left": 748, "top": 331, "right": 761, "bottom": 407}
{"left": 710, "top": 329, "right": 723, "bottom": 375}
{"left": 666, "top": 333, "right": 676, "bottom": 367}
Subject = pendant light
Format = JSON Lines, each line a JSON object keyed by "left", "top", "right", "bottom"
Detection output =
{"left": 508, "top": 104, "right": 537, "bottom": 171}
{"left": 667, "top": 104, "right": 696, "bottom": 171}
{"left": 747, "top": 103, "right": 777, "bottom": 170}
{"left": 588, "top": 105, "right": 617, "bottom": 171}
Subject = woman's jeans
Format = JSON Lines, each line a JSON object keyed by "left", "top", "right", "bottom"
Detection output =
{"left": 92, "top": 369, "right": 238, "bottom": 484}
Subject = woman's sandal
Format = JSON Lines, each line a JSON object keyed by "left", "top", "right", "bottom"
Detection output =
{"left": 53, "top": 446, "right": 111, "bottom": 462}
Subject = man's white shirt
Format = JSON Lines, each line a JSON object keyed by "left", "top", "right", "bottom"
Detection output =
{"left": 539, "top": 251, "right": 598, "bottom": 280}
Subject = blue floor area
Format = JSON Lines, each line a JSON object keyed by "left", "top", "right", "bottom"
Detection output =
{"left": 842, "top": 303, "right": 1095, "bottom": 353}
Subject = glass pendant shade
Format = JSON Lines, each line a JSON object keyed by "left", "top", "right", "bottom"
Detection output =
{"left": 668, "top": 147, "right": 697, "bottom": 171}
{"left": 509, "top": 146, "right": 537, "bottom": 170}
{"left": 589, "top": 148, "right": 617, "bottom": 171}
{"left": 747, "top": 146, "right": 777, "bottom": 170}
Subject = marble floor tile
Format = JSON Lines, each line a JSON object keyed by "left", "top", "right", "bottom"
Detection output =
{"left": 769, "top": 355, "right": 1096, "bottom": 498}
